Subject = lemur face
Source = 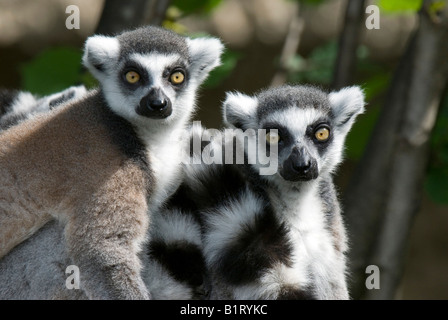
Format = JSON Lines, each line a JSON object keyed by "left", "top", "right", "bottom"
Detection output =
{"left": 223, "top": 85, "right": 365, "bottom": 183}
{"left": 82, "top": 26, "right": 223, "bottom": 125}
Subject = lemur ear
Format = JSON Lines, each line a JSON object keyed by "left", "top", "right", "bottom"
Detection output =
{"left": 186, "top": 37, "right": 224, "bottom": 85}
{"left": 222, "top": 92, "right": 258, "bottom": 129}
{"left": 82, "top": 35, "right": 120, "bottom": 79}
{"left": 329, "top": 86, "right": 365, "bottom": 134}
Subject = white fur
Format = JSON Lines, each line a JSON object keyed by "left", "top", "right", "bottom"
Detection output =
{"left": 151, "top": 209, "right": 202, "bottom": 246}
{"left": 35, "top": 86, "right": 88, "bottom": 113}
{"left": 329, "top": 86, "right": 365, "bottom": 133}
{"left": 82, "top": 35, "right": 120, "bottom": 80}
{"left": 144, "top": 127, "right": 187, "bottom": 213}
{"left": 145, "top": 260, "right": 196, "bottom": 300}
{"left": 268, "top": 181, "right": 346, "bottom": 299}
{"left": 0, "top": 86, "right": 89, "bottom": 131}
{"left": 145, "top": 209, "right": 203, "bottom": 299}
{"left": 9, "top": 92, "right": 38, "bottom": 115}
{"left": 186, "top": 37, "right": 224, "bottom": 85}
{"left": 223, "top": 92, "right": 258, "bottom": 129}
{"left": 203, "top": 188, "right": 264, "bottom": 267}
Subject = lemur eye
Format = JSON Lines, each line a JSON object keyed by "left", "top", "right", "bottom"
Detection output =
{"left": 125, "top": 71, "right": 140, "bottom": 84}
{"left": 266, "top": 131, "right": 280, "bottom": 144}
{"left": 315, "top": 127, "right": 330, "bottom": 142}
{"left": 170, "top": 71, "right": 185, "bottom": 85}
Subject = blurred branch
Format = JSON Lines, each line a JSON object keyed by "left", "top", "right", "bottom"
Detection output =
{"left": 145, "top": 0, "right": 172, "bottom": 26}
{"left": 95, "top": 0, "right": 171, "bottom": 34}
{"left": 331, "top": 0, "right": 367, "bottom": 90}
{"left": 343, "top": 0, "right": 448, "bottom": 300}
{"left": 270, "top": 2, "right": 304, "bottom": 87}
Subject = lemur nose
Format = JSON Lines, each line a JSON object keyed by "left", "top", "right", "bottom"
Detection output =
{"left": 280, "top": 147, "right": 318, "bottom": 181}
{"left": 137, "top": 88, "right": 172, "bottom": 119}
{"left": 149, "top": 98, "right": 167, "bottom": 111}
{"left": 293, "top": 160, "right": 311, "bottom": 173}
{"left": 146, "top": 88, "right": 169, "bottom": 111}
{"left": 290, "top": 147, "right": 312, "bottom": 174}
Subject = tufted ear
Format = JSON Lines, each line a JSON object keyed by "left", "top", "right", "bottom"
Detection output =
{"left": 186, "top": 37, "right": 224, "bottom": 85}
{"left": 329, "top": 86, "right": 365, "bottom": 135}
{"left": 222, "top": 91, "right": 258, "bottom": 129}
{"left": 82, "top": 35, "right": 120, "bottom": 80}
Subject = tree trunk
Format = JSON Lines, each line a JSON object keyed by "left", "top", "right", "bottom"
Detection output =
{"left": 95, "top": 0, "right": 171, "bottom": 34}
{"left": 343, "top": 0, "right": 448, "bottom": 300}
{"left": 332, "top": 0, "right": 367, "bottom": 90}
{"left": 270, "top": 2, "right": 303, "bottom": 87}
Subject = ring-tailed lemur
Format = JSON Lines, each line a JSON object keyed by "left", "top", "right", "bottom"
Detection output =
{"left": 0, "top": 86, "right": 87, "bottom": 130}
{"left": 0, "top": 26, "right": 223, "bottom": 299}
{"left": 146, "top": 85, "right": 365, "bottom": 299}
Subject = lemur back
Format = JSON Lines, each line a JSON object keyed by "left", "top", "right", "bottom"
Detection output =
{"left": 147, "top": 85, "right": 365, "bottom": 299}
{"left": 0, "top": 26, "right": 223, "bottom": 299}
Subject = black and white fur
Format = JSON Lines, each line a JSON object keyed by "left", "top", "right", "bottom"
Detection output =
{"left": 0, "top": 86, "right": 87, "bottom": 130}
{"left": 147, "top": 85, "right": 364, "bottom": 299}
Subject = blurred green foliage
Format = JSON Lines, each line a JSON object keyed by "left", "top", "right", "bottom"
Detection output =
{"left": 172, "top": 0, "right": 222, "bottom": 14}
{"left": 378, "top": 0, "right": 423, "bottom": 13}
{"left": 165, "top": 0, "right": 223, "bottom": 33}
{"left": 426, "top": 93, "right": 448, "bottom": 204}
{"left": 288, "top": 41, "right": 337, "bottom": 86}
{"left": 21, "top": 47, "right": 83, "bottom": 96}
{"left": 378, "top": 0, "right": 446, "bottom": 16}
{"left": 203, "top": 50, "right": 242, "bottom": 89}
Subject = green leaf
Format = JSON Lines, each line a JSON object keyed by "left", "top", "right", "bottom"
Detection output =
{"left": 429, "top": 1, "right": 446, "bottom": 18}
{"left": 378, "top": 0, "right": 423, "bottom": 13}
{"left": 203, "top": 50, "right": 242, "bottom": 89}
{"left": 425, "top": 168, "right": 448, "bottom": 205}
{"left": 425, "top": 92, "right": 448, "bottom": 204}
{"left": 21, "top": 47, "right": 83, "bottom": 96}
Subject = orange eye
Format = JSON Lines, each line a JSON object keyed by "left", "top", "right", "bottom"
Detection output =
{"left": 170, "top": 71, "right": 185, "bottom": 85}
{"left": 266, "top": 131, "right": 280, "bottom": 144}
{"left": 315, "top": 127, "right": 330, "bottom": 141}
{"left": 125, "top": 71, "right": 140, "bottom": 84}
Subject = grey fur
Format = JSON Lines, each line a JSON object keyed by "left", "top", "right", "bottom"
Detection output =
{"left": 255, "top": 85, "right": 331, "bottom": 121}
{"left": 117, "top": 26, "right": 190, "bottom": 62}
{"left": 0, "top": 221, "right": 85, "bottom": 300}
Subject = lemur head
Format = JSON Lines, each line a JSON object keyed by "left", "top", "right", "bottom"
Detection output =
{"left": 82, "top": 26, "right": 223, "bottom": 127}
{"left": 223, "top": 85, "right": 365, "bottom": 184}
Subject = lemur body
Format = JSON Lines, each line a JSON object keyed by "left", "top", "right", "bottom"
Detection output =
{"left": 0, "top": 26, "right": 223, "bottom": 299}
{"left": 147, "top": 85, "right": 364, "bottom": 299}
